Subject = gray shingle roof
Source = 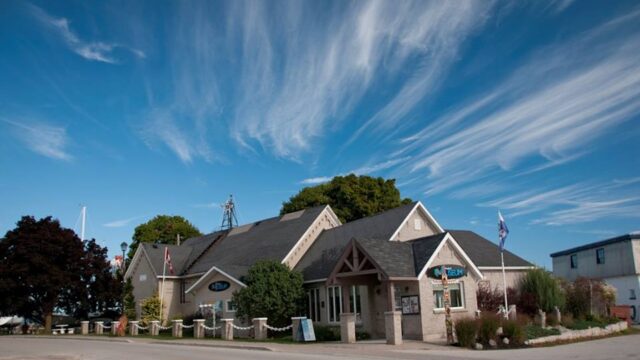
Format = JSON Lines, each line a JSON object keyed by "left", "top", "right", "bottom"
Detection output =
{"left": 185, "top": 205, "right": 328, "bottom": 279}
{"left": 141, "top": 243, "right": 193, "bottom": 275}
{"left": 355, "top": 237, "right": 415, "bottom": 277}
{"left": 295, "top": 202, "right": 417, "bottom": 281}
{"left": 448, "top": 230, "right": 534, "bottom": 267}
{"left": 410, "top": 233, "right": 448, "bottom": 275}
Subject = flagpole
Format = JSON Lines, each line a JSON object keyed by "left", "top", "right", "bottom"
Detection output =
{"left": 501, "top": 250, "right": 509, "bottom": 319}
{"left": 160, "top": 247, "right": 167, "bottom": 324}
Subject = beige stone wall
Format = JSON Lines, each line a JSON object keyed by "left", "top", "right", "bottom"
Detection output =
{"left": 158, "top": 279, "right": 180, "bottom": 322}
{"left": 479, "top": 269, "right": 528, "bottom": 291}
{"left": 393, "top": 207, "right": 439, "bottom": 242}
{"left": 418, "top": 241, "right": 481, "bottom": 342}
{"left": 284, "top": 208, "right": 340, "bottom": 268}
{"left": 128, "top": 250, "right": 158, "bottom": 319}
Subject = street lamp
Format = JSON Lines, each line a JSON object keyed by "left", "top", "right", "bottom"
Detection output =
{"left": 120, "top": 242, "right": 128, "bottom": 272}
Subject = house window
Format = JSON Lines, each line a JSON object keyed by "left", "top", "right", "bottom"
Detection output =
{"left": 414, "top": 219, "right": 422, "bottom": 230}
{"left": 327, "top": 286, "right": 342, "bottom": 323}
{"left": 180, "top": 280, "right": 186, "bottom": 304}
{"left": 630, "top": 289, "right": 637, "bottom": 300}
{"left": 596, "top": 248, "right": 605, "bottom": 264}
{"left": 307, "top": 288, "right": 321, "bottom": 322}
{"left": 139, "top": 274, "right": 147, "bottom": 282}
{"left": 570, "top": 254, "right": 578, "bottom": 269}
{"left": 226, "top": 300, "right": 236, "bottom": 312}
{"left": 433, "top": 283, "right": 464, "bottom": 309}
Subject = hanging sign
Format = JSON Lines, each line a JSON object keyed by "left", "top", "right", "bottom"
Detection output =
{"left": 208, "top": 281, "right": 230, "bottom": 292}
{"left": 426, "top": 265, "right": 466, "bottom": 279}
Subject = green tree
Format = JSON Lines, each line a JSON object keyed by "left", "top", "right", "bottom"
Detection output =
{"left": 232, "top": 260, "right": 305, "bottom": 328}
{"left": 128, "top": 215, "right": 202, "bottom": 259}
{"left": 281, "top": 174, "right": 413, "bottom": 223}
{"left": 122, "top": 277, "right": 137, "bottom": 319}
{"left": 518, "top": 268, "right": 565, "bottom": 315}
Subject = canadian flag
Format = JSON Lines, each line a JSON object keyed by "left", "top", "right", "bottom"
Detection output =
{"left": 164, "top": 247, "right": 175, "bottom": 275}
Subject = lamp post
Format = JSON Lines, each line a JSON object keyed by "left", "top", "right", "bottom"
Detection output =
{"left": 120, "top": 242, "right": 128, "bottom": 273}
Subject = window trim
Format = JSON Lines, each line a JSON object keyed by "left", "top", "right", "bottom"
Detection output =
{"left": 226, "top": 300, "right": 236, "bottom": 312}
{"left": 432, "top": 281, "right": 465, "bottom": 310}
{"left": 570, "top": 254, "right": 578, "bottom": 269}
{"left": 596, "top": 248, "right": 605, "bottom": 265}
{"left": 326, "top": 286, "right": 342, "bottom": 324}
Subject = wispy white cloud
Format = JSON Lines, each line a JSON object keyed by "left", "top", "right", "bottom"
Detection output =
{"left": 2, "top": 118, "right": 72, "bottom": 161}
{"left": 480, "top": 179, "right": 640, "bottom": 225}
{"left": 191, "top": 202, "right": 220, "bottom": 209}
{"left": 29, "top": 4, "right": 144, "bottom": 64}
{"left": 396, "top": 9, "right": 640, "bottom": 195}
{"left": 103, "top": 216, "right": 142, "bottom": 228}
{"left": 299, "top": 156, "right": 410, "bottom": 185}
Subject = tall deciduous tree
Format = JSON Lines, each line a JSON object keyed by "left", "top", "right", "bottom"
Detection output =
{"left": 232, "top": 260, "right": 305, "bottom": 328}
{"left": 128, "top": 215, "right": 202, "bottom": 259}
{"left": 0, "top": 216, "right": 122, "bottom": 332}
{"left": 281, "top": 174, "right": 413, "bottom": 223}
{"left": 0, "top": 216, "right": 85, "bottom": 332}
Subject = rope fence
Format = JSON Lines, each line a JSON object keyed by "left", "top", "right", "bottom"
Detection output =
{"left": 134, "top": 324, "right": 149, "bottom": 331}
{"left": 179, "top": 324, "right": 194, "bottom": 329}
{"left": 230, "top": 324, "right": 254, "bottom": 331}
{"left": 264, "top": 324, "right": 292, "bottom": 332}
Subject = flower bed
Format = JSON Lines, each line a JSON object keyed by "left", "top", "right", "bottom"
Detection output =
{"left": 525, "top": 321, "right": 628, "bottom": 345}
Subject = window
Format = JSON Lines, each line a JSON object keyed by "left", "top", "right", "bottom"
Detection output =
{"left": 180, "top": 280, "right": 186, "bottom": 304}
{"left": 307, "top": 288, "right": 321, "bottom": 322}
{"left": 630, "top": 289, "right": 637, "bottom": 300}
{"left": 414, "top": 219, "right": 422, "bottom": 230}
{"left": 226, "top": 300, "right": 236, "bottom": 312}
{"left": 139, "top": 274, "right": 147, "bottom": 282}
{"left": 596, "top": 248, "right": 605, "bottom": 265}
{"left": 327, "top": 286, "right": 342, "bottom": 323}
{"left": 570, "top": 254, "right": 578, "bottom": 269}
{"left": 433, "top": 282, "right": 464, "bottom": 309}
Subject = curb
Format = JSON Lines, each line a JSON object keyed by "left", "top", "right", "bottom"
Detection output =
{"left": 148, "top": 340, "right": 273, "bottom": 352}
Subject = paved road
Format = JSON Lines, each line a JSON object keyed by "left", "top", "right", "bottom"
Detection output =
{"left": 0, "top": 335, "right": 638, "bottom": 360}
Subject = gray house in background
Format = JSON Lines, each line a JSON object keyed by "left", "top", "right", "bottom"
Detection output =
{"left": 550, "top": 233, "right": 640, "bottom": 322}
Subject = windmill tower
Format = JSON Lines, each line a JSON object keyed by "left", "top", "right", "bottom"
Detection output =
{"left": 221, "top": 195, "right": 238, "bottom": 230}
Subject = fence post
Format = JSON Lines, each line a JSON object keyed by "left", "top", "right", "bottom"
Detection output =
{"left": 252, "top": 318, "right": 267, "bottom": 340}
{"left": 81, "top": 321, "right": 89, "bottom": 335}
{"left": 111, "top": 321, "right": 120, "bottom": 336}
{"left": 172, "top": 320, "right": 183, "bottom": 338}
{"left": 95, "top": 321, "right": 104, "bottom": 335}
{"left": 554, "top": 306, "right": 562, "bottom": 324}
{"left": 537, "top": 309, "right": 546, "bottom": 328}
{"left": 130, "top": 321, "right": 139, "bottom": 336}
{"left": 508, "top": 305, "right": 517, "bottom": 321}
{"left": 150, "top": 321, "right": 159, "bottom": 336}
{"left": 194, "top": 319, "right": 204, "bottom": 339}
{"left": 221, "top": 319, "right": 233, "bottom": 340}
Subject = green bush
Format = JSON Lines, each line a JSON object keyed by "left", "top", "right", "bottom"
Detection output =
{"left": 518, "top": 269, "right": 565, "bottom": 315}
{"left": 478, "top": 314, "right": 500, "bottom": 345}
{"left": 546, "top": 313, "right": 559, "bottom": 326}
{"left": 524, "top": 325, "right": 560, "bottom": 340}
{"left": 314, "top": 325, "right": 340, "bottom": 342}
{"left": 502, "top": 319, "right": 525, "bottom": 346}
{"left": 561, "top": 313, "right": 574, "bottom": 328}
{"left": 140, "top": 294, "right": 161, "bottom": 326}
{"left": 454, "top": 317, "right": 478, "bottom": 348}
{"left": 356, "top": 330, "right": 371, "bottom": 340}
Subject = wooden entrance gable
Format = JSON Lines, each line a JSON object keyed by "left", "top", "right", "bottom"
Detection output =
{"left": 327, "top": 238, "right": 387, "bottom": 286}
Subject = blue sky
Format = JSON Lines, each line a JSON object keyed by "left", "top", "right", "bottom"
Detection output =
{"left": 1, "top": 0, "right": 639, "bottom": 267}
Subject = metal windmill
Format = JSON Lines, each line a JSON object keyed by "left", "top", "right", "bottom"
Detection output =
{"left": 220, "top": 194, "right": 238, "bottom": 230}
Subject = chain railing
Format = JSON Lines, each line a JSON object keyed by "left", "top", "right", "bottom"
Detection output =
{"left": 264, "top": 324, "right": 292, "bottom": 332}
{"left": 134, "top": 324, "right": 149, "bottom": 331}
{"left": 179, "top": 323, "right": 194, "bottom": 329}
{"left": 202, "top": 324, "right": 222, "bottom": 331}
{"left": 158, "top": 325, "right": 172, "bottom": 331}
{"left": 230, "top": 324, "right": 254, "bottom": 331}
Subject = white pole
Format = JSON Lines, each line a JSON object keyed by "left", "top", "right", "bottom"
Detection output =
{"left": 80, "top": 206, "right": 86, "bottom": 241}
{"left": 501, "top": 251, "right": 509, "bottom": 319}
{"left": 160, "top": 247, "right": 167, "bottom": 324}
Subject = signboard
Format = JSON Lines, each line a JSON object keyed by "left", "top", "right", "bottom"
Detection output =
{"left": 401, "top": 295, "right": 420, "bottom": 315}
{"left": 426, "top": 265, "right": 466, "bottom": 279}
{"left": 208, "top": 281, "right": 230, "bottom": 292}
{"left": 298, "top": 319, "right": 316, "bottom": 342}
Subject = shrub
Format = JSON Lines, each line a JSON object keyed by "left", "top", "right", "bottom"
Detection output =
{"left": 140, "top": 294, "right": 161, "bottom": 326}
{"left": 518, "top": 269, "right": 565, "bottom": 315}
{"left": 454, "top": 317, "right": 478, "bottom": 348}
{"left": 478, "top": 314, "right": 500, "bottom": 345}
{"left": 502, "top": 319, "right": 525, "bottom": 346}
{"left": 356, "top": 330, "right": 371, "bottom": 340}
{"left": 477, "top": 283, "right": 504, "bottom": 312}
{"left": 564, "top": 278, "right": 616, "bottom": 319}
{"left": 314, "top": 325, "right": 340, "bottom": 342}
{"left": 561, "top": 313, "right": 574, "bottom": 328}
{"left": 547, "top": 313, "right": 558, "bottom": 327}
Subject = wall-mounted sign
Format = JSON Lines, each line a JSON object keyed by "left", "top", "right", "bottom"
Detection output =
{"left": 427, "top": 265, "right": 466, "bottom": 279}
{"left": 401, "top": 295, "right": 420, "bottom": 315}
{"left": 208, "top": 281, "right": 230, "bottom": 292}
